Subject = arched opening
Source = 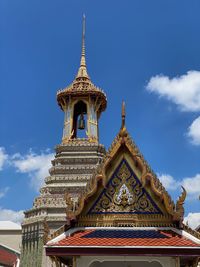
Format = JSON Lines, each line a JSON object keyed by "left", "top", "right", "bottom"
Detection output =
{"left": 72, "top": 100, "right": 87, "bottom": 139}
{"left": 89, "top": 261, "right": 163, "bottom": 267}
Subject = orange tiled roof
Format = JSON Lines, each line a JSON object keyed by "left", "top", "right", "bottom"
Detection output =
{"left": 0, "top": 245, "right": 19, "bottom": 266}
{"left": 49, "top": 229, "right": 200, "bottom": 248}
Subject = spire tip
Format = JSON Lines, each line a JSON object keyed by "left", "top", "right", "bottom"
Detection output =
{"left": 121, "top": 101, "right": 126, "bottom": 129}
{"left": 82, "top": 14, "right": 86, "bottom": 37}
{"left": 76, "top": 15, "right": 89, "bottom": 78}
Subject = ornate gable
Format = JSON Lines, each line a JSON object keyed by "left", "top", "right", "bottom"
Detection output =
{"left": 88, "top": 159, "right": 162, "bottom": 215}
{"left": 65, "top": 103, "right": 186, "bottom": 228}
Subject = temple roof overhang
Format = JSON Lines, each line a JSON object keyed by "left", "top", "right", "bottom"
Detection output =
{"left": 46, "top": 226, "right": 200, "bottom": 257}
{"left": 57, "top": 82, "right": 107, "bottom": 113}
{"left": 0, "top": 244, "right": 20, "bottom": 266}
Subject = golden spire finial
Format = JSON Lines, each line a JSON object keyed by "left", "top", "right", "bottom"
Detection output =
{"left": 121, "top": 101, "right": 126, "bottom": 129}
{"left": 81, "top": 14, "right": 86, "bottom": 66}
{"left": 119, "top": 101, "right": 127, "bottom": 139}
{"left": 76, "top": 14, "right": 89, "bottom": 78}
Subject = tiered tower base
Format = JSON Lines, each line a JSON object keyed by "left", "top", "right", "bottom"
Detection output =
{"left": 21, "top": 140, "right": 106, "bottom": 267}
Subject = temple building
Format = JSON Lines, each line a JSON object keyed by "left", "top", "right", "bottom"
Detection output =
{"left": 21, "top": 17, "right": 200, "bottom": 267}
{"left": 0, "top": 221, "right": 21, "bottom": 267}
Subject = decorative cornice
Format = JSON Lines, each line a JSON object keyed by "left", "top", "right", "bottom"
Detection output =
{"left": 52, "top": 158, "right": 101, "bottom": 165}
{"left": 49, "top": 166, "right": 97, "bottom": 176}
{"left": 22, "top": 215, "right": 67, "bottom": 226}
{"left": 55, "top": 142, "right": 106, "bottom": 152}
{"left": 76, "top": 214, "right": 176, "bottom": 228}
{"left": 44, "top": 175, "right": 91, "bottom": 184}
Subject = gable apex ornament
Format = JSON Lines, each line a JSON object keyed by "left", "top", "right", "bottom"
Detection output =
{"left": 121, "top": 101, "right": 126, "bottom": 129}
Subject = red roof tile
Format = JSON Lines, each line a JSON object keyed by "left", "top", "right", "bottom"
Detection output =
{"left": 50, "top": 229, "right": 200, "bottom": 248}
{"left": 0, "top": 246, "right": 18, "bottom": 266}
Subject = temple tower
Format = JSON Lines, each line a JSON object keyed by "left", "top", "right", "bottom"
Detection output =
{"left": 20, "top": 16, "right": 107, "bottom": 267}
{"left": 58, "top": 15, "right": 106, "bottom": 144}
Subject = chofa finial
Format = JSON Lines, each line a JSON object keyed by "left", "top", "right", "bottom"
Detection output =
{"left": 121, "top": 101, "right": 126, "bottom": 129}
{"left": 175, "top": 186, "right": 187, "bottom": 224}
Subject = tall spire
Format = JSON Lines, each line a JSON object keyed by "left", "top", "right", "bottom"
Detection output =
{"left": 81, "top": 14, "right": 86, "bottom": 67}
{"left": 76, "top": 14, "right": 89, "bottom": 79}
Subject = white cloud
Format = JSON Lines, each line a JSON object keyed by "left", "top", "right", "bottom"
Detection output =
{"left": 146, "top": 70, "right": 200, "bottom": 112}
{"left": 187, "top": 116, "right": 200, "bottom": 145}
{"left": 182, "top": 174, "right": 200, "bottom": 199}
{"left": 0, "top": 187, "right": 9, "bottom": 199}
{"left": 158, "top": 172, "right": 200, "bottom": 200}
{"left": 158, "top": 173, "right": 179, "bottom": 190}
{"left": 184, "top": 213, "right": 200, "bottom": 229}
{"left": 0, "top": 147, "right": 8, "bottom": 170}
{"left": 0, "top": 208, "right": 24, "bottom": 225}
{"left": 12, "top": 151, "right": 54, "bottom": 191}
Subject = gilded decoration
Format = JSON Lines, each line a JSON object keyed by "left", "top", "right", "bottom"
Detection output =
{"left": 57, "top": 16, "right": 107, "bottom": 114}
{"left": 65, "top": 103, "right": 186, "bottom": 227}
{"left": 88, "top": 159, "right": 162, "bottom": 214}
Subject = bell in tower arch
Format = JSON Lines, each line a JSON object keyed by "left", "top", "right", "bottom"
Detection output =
{"left": 78, "top": 113, "right": 85, "bottom": 130}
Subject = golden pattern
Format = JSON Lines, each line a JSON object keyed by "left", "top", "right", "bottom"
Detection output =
{"left": 88, "top": 160, "right": 162, "bottom": 214}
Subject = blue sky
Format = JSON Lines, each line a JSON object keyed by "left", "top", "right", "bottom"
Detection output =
{"left": 0, "top": 0, "right": 200, "bottom": 227}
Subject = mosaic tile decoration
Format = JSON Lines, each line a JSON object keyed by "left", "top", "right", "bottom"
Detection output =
{"left": 88, "top": 159, "right": 162, "bottom": 214}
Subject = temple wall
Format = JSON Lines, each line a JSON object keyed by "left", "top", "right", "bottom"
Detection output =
{"left": 0, "top": 230, "right": 21, "bottom": 251}
{"left": 76, "top": 256, "right": 178, "bottom": 267}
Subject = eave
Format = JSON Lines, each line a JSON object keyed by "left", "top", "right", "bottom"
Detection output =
{"left": 46, "top": 246, "right": 200, "bottom": 257}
